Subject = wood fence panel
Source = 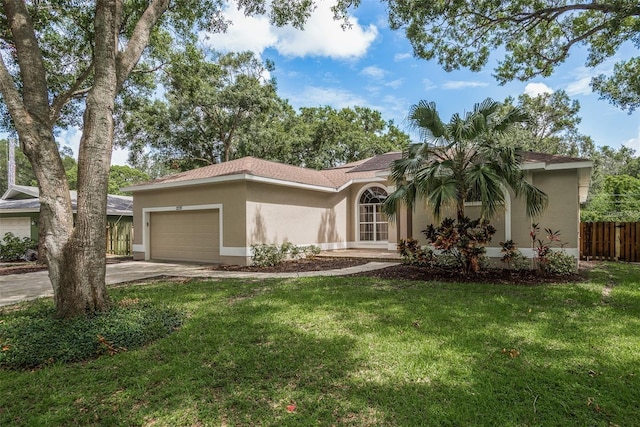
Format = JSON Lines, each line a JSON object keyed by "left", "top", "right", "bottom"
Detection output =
{"left": 106, "top": 222, "right": 133, "bottom": 256}
{"left": 581, "top": 221, "right": 640, "bottom": 262}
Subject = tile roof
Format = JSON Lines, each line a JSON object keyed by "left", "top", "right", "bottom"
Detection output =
{"left": 126, "top": 150, "right": 591, "bottom": 192}
{"left": 520, "top": 151, "right": 589, "bottom": 164}
{"left": 130, "top": 156, "right": 384, "bottom": 191}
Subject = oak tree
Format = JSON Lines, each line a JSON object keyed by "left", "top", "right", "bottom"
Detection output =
{"left": 386, "top": 0, "right": 640, "bottom": 111}
{"left": 0, "top": 0, "right": 347, "bottom": 318}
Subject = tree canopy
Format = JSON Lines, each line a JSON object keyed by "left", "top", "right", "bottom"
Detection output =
{"left": 386, "top": 0, "right": 640, "bottom": 111}
{"left": 500, "top": 91, "right": 595, "bottom": 158}
{"left": 0, "top": 0, "right": 354, "bottom": 318}
{"left": 117, "top": 45, "right": 411, "bottom": 172}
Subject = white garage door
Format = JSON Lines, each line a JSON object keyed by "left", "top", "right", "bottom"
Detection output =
{"left": 150, "top": 210, "right": 220, "bottom": 263}
{"left": 0, "top": 217, "right": 31, "bottom": 239}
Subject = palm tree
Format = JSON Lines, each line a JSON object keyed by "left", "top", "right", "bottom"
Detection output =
{"left": 384, "top": 98, "right": 548, "bottom": 221}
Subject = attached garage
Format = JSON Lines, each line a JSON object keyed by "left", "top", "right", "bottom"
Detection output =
{"left": 150, "top": 209, "right": 220, "bottom": 263}
{"left": 0, "top": 217, "right": 31, "bottom": 239}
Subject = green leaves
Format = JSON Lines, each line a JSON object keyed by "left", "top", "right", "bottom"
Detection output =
{"left": 386, "top": 0, "right": 640, "bottom": 110}
{"left": 386, "top": 98, "right": 548, "bottom": 221}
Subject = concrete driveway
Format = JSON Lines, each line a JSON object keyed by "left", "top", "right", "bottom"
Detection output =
{"left": 0, "top": 260, "right": 398, "bottom": 307}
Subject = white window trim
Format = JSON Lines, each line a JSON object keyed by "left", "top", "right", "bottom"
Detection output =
{"left": 354, "top": 184, "right": 390, "bottom": 248}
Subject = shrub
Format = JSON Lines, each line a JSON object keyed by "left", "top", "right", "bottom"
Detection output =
{"left": 250, "top": 243, "right": 322, "bottom": 267}
{"left": 544, "top": 251, "right": 577, "bottom": 275}
{"left": 0, "top": 232, "right": 37, "bottom": 261}
{"left": 398, "top": 238, "right": 436, "bottom": 266}
{"left": 251, "top": 244, "right": 286, "bottom": 267}
{"left": 0, "top": 299, "right": 184, "bottom": 370}
{"left": 500, "top": 240, "right": 529, "bottom": 271}
{"left": 423, "top": 217, "right": 496, "bottom": 273}
{"left": 530, "top": 224, "right": 568, "bottom": 272}
{"left": 305, "top": 245, "right": 321, "bottom": 258}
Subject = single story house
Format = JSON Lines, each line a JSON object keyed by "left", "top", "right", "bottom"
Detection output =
{"left": 124, "top": 151, "right": 592, "bottom": 265}
{"left": 0, "top": 185, "right": 133, "bottom": 254}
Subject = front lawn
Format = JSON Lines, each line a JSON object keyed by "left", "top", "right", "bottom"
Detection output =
{"left": 1, "top": 262, "right": 639, "bottom": 426}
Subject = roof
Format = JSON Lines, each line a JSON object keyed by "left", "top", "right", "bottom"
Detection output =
{"left": 124, "top": 156, "right": 386, "bottom": 192}
{"left": 0, "top": 185, "right": 133, "bottom": 216}
{"left": 123, "top": 150, "right": 592, "bottom": 193}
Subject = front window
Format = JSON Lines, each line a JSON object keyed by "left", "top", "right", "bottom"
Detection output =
{"left": 359, "top": 187, "right": 388, "bottom": 242}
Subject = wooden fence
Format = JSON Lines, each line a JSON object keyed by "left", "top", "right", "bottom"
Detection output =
{"left": 106, "top": 221, "right": 133, "bottom": 256}
{"left": 580, "top": 222, "right": 640, "bottom": 262}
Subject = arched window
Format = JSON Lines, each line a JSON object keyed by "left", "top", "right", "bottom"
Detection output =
{"left": 359, "top": 186, "right": 388, "bottom": 242}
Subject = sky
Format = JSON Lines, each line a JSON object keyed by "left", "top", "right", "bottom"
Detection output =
{"left": 75, "top": 1, "right": 640, "bottom": 165}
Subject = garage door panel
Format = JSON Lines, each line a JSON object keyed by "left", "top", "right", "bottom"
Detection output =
{"left": 150, "top": 210, "right": 220, "bottom": 263}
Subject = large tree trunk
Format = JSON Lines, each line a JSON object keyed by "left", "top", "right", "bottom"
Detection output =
{"left": 53, "top": 0, "right": 120, "bottom": 317}
{"left": 0, "top": 0, "right": 171, "bottom": 318}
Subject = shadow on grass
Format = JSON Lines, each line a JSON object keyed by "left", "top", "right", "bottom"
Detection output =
{"left": 0, "top": 268, "right": 639, "bottom": 426}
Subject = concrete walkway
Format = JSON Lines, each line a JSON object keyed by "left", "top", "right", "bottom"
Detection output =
{"left": 0, "top": 260, "right": 399, "bottom": 307}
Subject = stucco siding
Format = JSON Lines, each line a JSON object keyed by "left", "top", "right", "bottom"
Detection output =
{"left": 510, "top": 169, "right": 579, "bottom": 249}
{"left": 246, "top": 182, "right": 348, "bottom": 248}
{"left": 131, "top": 181, "right": 248, "bottom": 259}
{"left": 407, "top": 169, "right": 580, "bottom": 257}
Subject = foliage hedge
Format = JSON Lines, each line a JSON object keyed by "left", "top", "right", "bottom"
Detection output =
{"left": 0, "top": 299, "right": 184, "bottom": 370}
{"left": 0, "top": 232, "right": 37, "bottom": 261}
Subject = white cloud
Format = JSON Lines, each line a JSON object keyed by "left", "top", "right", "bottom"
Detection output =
{"left": 566, "top": 77, "right": 592, "bottom": 96}
{"left": 385, "top": 79, "right": 403, "bottom": 89}
{"left": 111, "top": 147, "right": 130, "bottom": 166}
{"left": 441, "top": 80, "right": 489, "bottom": 90}
{"left": 200, "top": 7, "right": 277, "bottom": 53}
{"left": 623, "top": 124, "right": 640, "bottom": 154}
{"left": 361, "top": 66, "right": 386, "bottom": 79}
{"left": 423, "top": 78, "right": 436, "bottom": 91}
{"left": 287, "top": 86, "right": 368, "bottom": 109}
{"left": 394, "top": 52, "right": 412, "bottom": 62}
{"left": 201, "top": 2, "right": 378, "bottom": 59}
{"left": 524, "top": 82, "right": 554, "bottom": 97}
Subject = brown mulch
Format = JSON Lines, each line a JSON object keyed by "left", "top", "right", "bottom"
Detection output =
{"left": 348, "top": 263, "right": 584, "bottom": 284}
{"left": 208, "top": 257, "right": 584, "bottom": 284}
{"left": 207, "top": 257, "right": 371, "bottom": 273}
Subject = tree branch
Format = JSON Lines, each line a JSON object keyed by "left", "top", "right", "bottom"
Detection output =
{"left": 2, "top": 0, "right": 51, "bottom": 124}
{"left": 49, "top": 62, "right": 94, "bottom": 123}
{"left": 0, "top": 52, "right": 30, "bottom": 133}
{"left": 116, "top": 0, "right": 170, "bottom": 90}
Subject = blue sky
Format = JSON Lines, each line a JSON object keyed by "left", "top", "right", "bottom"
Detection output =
{"left": 96, "top": 1, "right": 640, "bottom": 164}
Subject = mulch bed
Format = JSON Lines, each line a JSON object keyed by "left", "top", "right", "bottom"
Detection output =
{"left": 207, "top": 257, "right": 371, "bottom": 273}
{"left": 348, "top": 263, "right": 584, "bottom": 284}
{"left": 1, "top": 256, "right": 585, "bottom": 285}
{"left": 209, "top": 257, "right": 584, "bottom": 284}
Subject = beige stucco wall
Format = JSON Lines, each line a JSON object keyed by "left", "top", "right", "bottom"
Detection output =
{"left": 131, "top": 181, "right": 248, "bottom": 260}
{"left": 407, "top": 168, "right": 581, "bottom": 257}
{"left": 511, "top": 169, "right": 579, "bottom": 249}
{"left": 246, "top": 182, "right": 349, "bottom": 247}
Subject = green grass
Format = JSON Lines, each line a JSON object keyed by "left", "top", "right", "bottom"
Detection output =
{"left": 1, "top": 262, "right": 639, "bottom": 426}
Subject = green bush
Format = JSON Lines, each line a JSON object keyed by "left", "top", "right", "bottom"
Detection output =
{"left": 0, "top": 232, "right": 37, "bottom": 261}
{"left": 398, "top": 238, "right": 436, "bottom": 266}
{"left": 250, "top": 243, "right": 322, "bottom": 267}
{"left": 544, "top": 251, "right": 577, "bottom": 275}
{"left": 500, "top": 240, "right": 530, "bottom": 271}
{"left": 423, "top": 217, "right": 496, "bottom": 273}
{"left": 0, "top": 299, "right": 184, "bottom": 370}
{"left": 251, "top": 244, "right": 287, "bottom": 267}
